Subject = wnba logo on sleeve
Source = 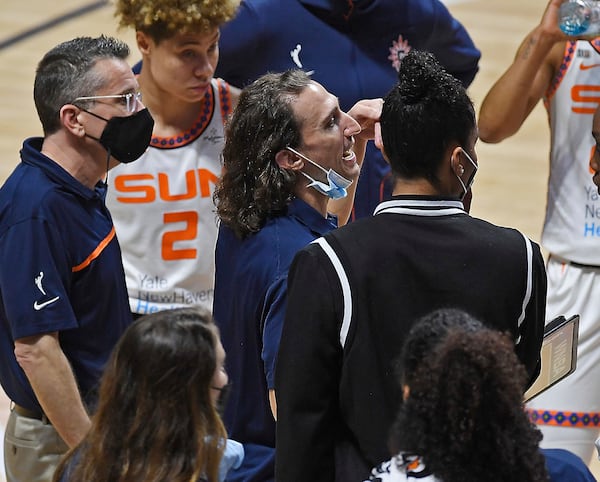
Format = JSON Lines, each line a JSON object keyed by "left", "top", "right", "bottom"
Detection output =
{"left": 33, "top": 271, "right": 59, "bottom": 310}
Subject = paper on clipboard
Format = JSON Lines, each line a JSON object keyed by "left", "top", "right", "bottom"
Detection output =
{"left": 524, "top": 314, "right": 579, "bottom": 403}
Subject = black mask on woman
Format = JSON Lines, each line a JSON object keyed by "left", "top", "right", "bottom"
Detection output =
{"left": 81, "top": 108, "right": 154, "bottom": 163}
{"left": 213, "top": 382, "right": 232, "bottom": 417}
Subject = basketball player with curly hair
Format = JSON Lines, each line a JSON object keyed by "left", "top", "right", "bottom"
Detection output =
{"left": 107, "top": 0, "right": 241, "bottom": 317}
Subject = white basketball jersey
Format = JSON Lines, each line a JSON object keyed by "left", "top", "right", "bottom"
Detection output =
{"left": 544, "top": 40, "right": 600, "bottom": 264}
{"left": 106, "top": 79, "right": 233, "bottom": 314}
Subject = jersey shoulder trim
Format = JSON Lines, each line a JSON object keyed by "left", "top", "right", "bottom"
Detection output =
{"left": 546, "top": 41, "right": 576, "bottom": 102}
{"left": 150, "top": 83, "right": 217, "bottom": 149}
{"left": 216, "top": 78, "right": 233, "bottom": 126}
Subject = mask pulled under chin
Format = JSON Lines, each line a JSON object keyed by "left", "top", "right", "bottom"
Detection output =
{"left": 301, "top": 171, "right": 350, "bottom": 199}
{"left": 287, "top": 146, "right": 353, "bottom": 200}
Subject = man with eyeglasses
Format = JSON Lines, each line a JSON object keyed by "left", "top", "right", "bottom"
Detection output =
{"left": 0, "top": 36, "right": 153, "bottom": 482}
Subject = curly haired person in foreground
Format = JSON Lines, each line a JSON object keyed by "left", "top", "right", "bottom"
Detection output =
{"left": 366, "top": 309, "right": 594, "bottom": 482}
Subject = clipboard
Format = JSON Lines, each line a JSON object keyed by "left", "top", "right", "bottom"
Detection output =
{"left": 524, "top": 314, "right": 579, "bottom": 403}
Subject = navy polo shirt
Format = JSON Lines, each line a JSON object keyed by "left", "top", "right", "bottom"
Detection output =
{"left": 213, "top": 197, "right": 337, "bottom": 482}
{"left": 215, "top": 0, "right": 480, "bottom": 219}
{"left": 0, "top": 137, "right": 132, "bottom": 413}
{"left": 542, "top": 448, "right": 596, "bottom": 481}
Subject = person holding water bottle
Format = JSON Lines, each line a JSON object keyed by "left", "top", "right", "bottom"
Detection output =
{"left": 479, "top": 0, "right": 600, "bottom": 465}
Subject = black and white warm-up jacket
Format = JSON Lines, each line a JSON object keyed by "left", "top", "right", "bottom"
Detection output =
{"left": 275, "top": 196, "right": 547, "bottom": 482}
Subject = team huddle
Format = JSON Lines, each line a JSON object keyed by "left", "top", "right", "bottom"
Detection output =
{"left": 1, "top": 0, "right": 600, "bottom": 481}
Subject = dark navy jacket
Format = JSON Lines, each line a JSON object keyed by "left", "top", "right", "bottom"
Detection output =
{"left": 276, "top": 197, "right": 546, "bottom": 481}
{"left": 216, "top": 0, "right": 481, "bottom": 219}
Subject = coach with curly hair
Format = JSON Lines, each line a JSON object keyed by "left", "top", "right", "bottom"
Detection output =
{"left": 213, "top": 69, "right": 381, "bottom": 482}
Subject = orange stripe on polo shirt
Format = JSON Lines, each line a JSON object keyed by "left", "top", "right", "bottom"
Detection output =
{"left": 71, "top": 226, "right": 116, "bottom": 272}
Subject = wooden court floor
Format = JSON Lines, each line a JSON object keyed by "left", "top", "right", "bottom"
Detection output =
{"left": 0, "top": 0, "right": 599, "bottom": 479}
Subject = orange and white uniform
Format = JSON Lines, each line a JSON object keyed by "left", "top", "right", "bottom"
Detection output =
{"left": 542, "top": 40, "right": 600, "bottom": 263}
{"left": 106, "top": 78, "right": 233, "bottom": 315}
{"left": 526, "top": 39, "right": 600, "bottom": 461}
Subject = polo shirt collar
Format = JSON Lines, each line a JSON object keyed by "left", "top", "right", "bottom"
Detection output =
{"left": 374, "top": 195, "right": 466, "bottom": 216}
{"left": 287, "top": 197, "right": 338, "bottom": 235}
{"left": 21, "top": 137, "right": 106, "bottom": 201}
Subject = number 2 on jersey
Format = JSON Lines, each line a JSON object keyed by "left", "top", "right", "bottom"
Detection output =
{"left": 162, "top": 211, "right": 198, "bottom": 260}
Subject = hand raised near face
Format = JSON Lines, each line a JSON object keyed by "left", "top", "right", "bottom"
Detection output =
{"left": 346, "top": 98, "right": 383, "bottom": 148}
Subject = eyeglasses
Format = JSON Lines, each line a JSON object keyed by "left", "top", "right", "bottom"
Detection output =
{"left": 73, "top": 92, "right": 142, "bottom": 114}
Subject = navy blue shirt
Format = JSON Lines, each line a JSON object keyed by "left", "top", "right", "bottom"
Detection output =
{"left": 215, "top": 0, "right": 480, "bottom": 219}
{"left": 213, "top": 198, "right": 337, "bottom": 482}
{"left": 542, "top": 448, "right": 597, "bottom": 481}
{"left": 0, "top": 138, "right": 132, "bottom": 413}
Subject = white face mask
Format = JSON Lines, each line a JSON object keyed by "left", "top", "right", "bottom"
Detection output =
{"left": 455, "top": 148, "right": 478, "bottom": 200}
{"left": 286, "top": 146, "right": 353, "bottom": 200}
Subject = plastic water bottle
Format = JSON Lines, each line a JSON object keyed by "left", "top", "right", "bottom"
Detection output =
{"left": 559, "top": 0, "right": 600, "bottom": 36}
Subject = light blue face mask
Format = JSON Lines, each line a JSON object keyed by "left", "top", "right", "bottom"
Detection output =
{"left": 286, "top": 146, "right": 353, "bottom": 200}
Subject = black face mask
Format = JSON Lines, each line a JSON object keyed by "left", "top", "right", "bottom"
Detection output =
{"left": 212, "top": 382, "right": 232, "bottom": 417}
{"left": 81, "top": 108, "right": 154, "bottom": 163}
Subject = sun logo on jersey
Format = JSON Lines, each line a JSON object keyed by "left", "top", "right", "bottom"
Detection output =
{"left": 388, "top": 35, "right": 411, "bottom": 72}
